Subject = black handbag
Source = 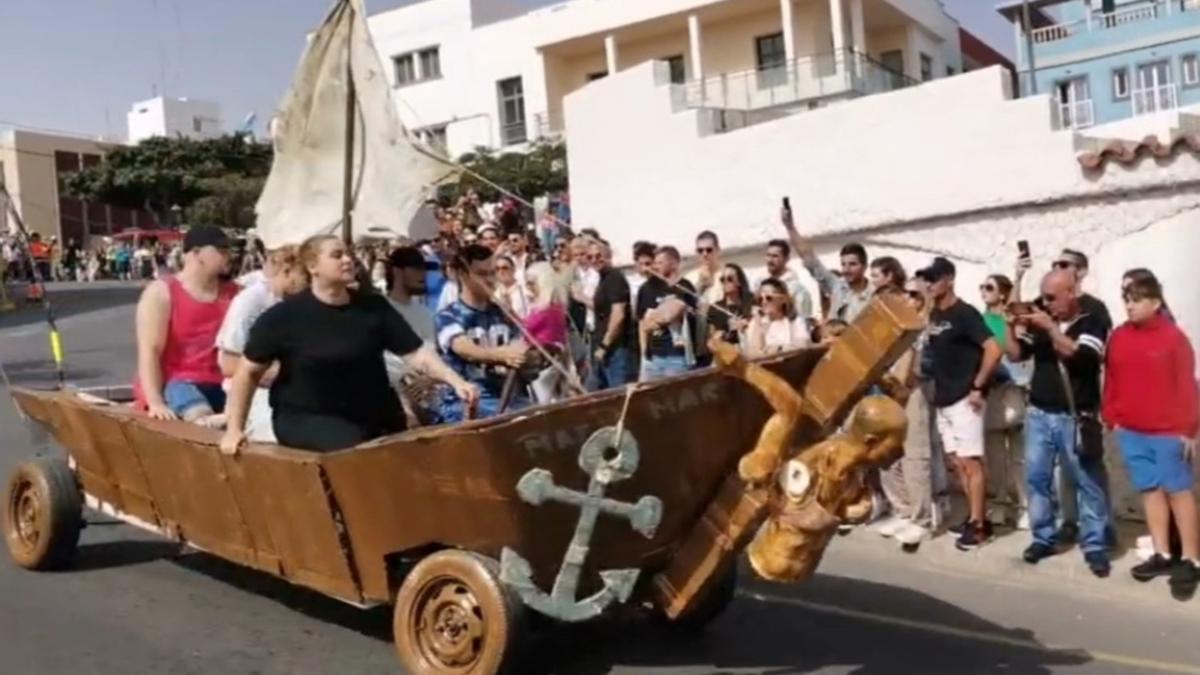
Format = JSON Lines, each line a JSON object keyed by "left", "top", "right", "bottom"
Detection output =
{"left": 1056, "top": 360, "right": 1105, "bottom": 464}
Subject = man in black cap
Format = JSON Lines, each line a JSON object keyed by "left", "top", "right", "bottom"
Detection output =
{"left": 921, "top": 256, "right": 1003, "bottom": 551}
{"left": 135, "top": 224, "right": 235, "bottom": 422}
{"left": 386, "top": 246, "right": 435, "bottom": 344}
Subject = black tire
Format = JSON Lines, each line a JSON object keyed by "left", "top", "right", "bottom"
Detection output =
{"left": 665, "top": 563, "right": 738, "bottom": 632}
{"left": 3, "top": 458, "right": 83, "bottom": 570}
{"left": 393, "top": 550, "right": 526, "bottom": 675}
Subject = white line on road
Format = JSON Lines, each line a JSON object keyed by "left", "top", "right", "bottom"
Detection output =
{"left": 739, "top": 590, "right": 1200, "bottom": 674}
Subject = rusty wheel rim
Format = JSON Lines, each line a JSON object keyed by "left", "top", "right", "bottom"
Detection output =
{"left": 7, "top": 477, "right": 42, "bottom": 554}
{"left": 411, "top": 576, "right": 486, "bottom": 672}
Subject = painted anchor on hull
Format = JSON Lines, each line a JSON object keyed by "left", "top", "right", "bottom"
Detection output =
{"left": 501, "top": 426, "right": 664, "bottom": 622}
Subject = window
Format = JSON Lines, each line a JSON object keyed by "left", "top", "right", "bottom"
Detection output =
{"left": 1133, "top": 60, "right": 1176, "bottom": 115}
{"left": 1183, "top": 54, "right": 1200, "bottom": 87}
{"left": 755, "top": 33, "right": 787, "bottom": 88}
{"left": 393, "top": 46, "right": 441, "bottom": 87}
{"left": 393, "top": 53, "right": 416, "bottom": 86}
{"left": 1112, "top": 67, "right": 1130, "bottom": 100}
{"left": 419, "top": 47, "right": 441, "bottom": 80}
{"left": 1056, "top": 76, "right": 1093, "bottom": 129}
{"left": 665, "top": 54, "right": 686, "bottom": 84}
{"left": 919, "top": 53, "right": 933, "bottom": 82}
{"left": 418, "top": 125, "right": 448, "bottom": 153}
{"left": 497, "top": 77, "right": 527, "bottom": 146}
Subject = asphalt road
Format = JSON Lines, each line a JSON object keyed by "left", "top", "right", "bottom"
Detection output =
{"left": 1, "top": 283, "right": 1198, "bottom": 675}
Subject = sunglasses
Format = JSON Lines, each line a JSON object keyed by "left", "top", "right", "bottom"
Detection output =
{"left": 1052, "top": 260, "right": 1075, "bottom": 270}
{"left": 696, "top": 247, "right": 715, "bottom": 254}
{"left": 979, "top": 284, "right": 996, "bottom": 292}
{"left": 720, "top": 275, "right": 738, "bottom": 283}
{"left": 1041, "top": 294, "right": 1056, "bottom": 303}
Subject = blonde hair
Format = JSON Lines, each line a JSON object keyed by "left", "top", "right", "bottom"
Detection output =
{"left": 299, "top": 234, "right": 339, "bottom": 272}
{"left": 267, "top": 245, "right": 302, "bottom": 274}
{"left": 526, "top": 261, "right": 568, "bottom": 307}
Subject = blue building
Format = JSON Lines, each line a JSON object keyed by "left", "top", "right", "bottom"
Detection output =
{"left": 998, "top": 0, "right": 1200, "bottom": 128}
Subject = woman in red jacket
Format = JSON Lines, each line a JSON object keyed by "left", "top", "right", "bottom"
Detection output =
{"left": 1104, "top": 275, "right": 1200, "bottom": 594}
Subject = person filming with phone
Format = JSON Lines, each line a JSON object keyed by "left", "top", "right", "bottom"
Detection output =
{"left": 1005, "top": 269, "right": 1113, "bottom": 577}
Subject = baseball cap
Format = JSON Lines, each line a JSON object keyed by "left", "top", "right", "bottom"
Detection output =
{"left": 183, "top": 225, "right": 230, "bottom": 253}
{"left": 389, "top": 246, "right": 439, "bottom": 271}
{"left": 916, "top": 257, "right": 956, "bottom": 282}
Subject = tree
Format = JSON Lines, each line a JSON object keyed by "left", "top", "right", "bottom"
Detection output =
{"left": 64, "top": 135, "right": 273, "bottom": 228}
{"left": 444, "top": 140, "right": 567, "bottom": 204}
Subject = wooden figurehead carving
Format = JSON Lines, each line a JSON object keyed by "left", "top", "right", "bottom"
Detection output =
{"left": 709, "top": 338, "right": 906, "bottom": 583}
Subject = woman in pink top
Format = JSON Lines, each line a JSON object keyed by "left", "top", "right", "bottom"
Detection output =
{"left": 523, "top": 262, "right": 570, "bottom": 402}
{"left": 134, "top": 225, "right": 236, "bottom": 421}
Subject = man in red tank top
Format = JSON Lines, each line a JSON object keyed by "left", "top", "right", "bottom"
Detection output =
{"left": 135, "top": 224, "right": 235, "bottom": 421}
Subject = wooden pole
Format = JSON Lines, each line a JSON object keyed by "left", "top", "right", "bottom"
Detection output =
{"left": 341, "top": 15, "right": 356, "bottom": 245}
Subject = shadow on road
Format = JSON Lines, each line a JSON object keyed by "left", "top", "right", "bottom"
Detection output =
{"left": 0, "top": 283, "right": 142, "bottom": 331}
{"left": 67, "top": 541, "right": 1094, "bottom": 674}
{"left": 65, "top": 540, "right": 183, "bottom": 573}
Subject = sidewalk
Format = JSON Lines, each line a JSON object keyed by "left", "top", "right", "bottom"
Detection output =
{"left": 827, "top": 520, "right": 1199, "bottom": 610}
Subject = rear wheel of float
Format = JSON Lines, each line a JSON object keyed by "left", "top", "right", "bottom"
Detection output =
{"left": 3, "top": 458, "right": 83, "bottom": 570}
{"left": 393, "top": 550, "right": 525, "bottom": 675}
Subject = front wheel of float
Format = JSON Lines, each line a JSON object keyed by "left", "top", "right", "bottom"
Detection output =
{"left": 393, "top": 550, "right": 526, "bottom": 675}
{"left": 3, "top": 457, "right": 83, "bottom": 570}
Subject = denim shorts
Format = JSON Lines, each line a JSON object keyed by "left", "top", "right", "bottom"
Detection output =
{"left": 163, "top": 380, "right": 226, "bottom": 417}
{"left": 1117, "top": 428, "right": 1194, "bottom": 494}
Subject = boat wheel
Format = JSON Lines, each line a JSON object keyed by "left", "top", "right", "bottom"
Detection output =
{"left": 394, "top": 550, "right": 525, "bottom": 675}
{"left": 3, "top": 458, "right": 82, "bottom": 570}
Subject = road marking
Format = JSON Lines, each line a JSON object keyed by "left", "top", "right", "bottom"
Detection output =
{"left": 739, "top": 590, "right": 1200, "bottom": 674}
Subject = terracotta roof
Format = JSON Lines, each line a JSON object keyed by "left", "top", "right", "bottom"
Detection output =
{"left": 1077, "top": 133, "right": 1200, "bottom": 171}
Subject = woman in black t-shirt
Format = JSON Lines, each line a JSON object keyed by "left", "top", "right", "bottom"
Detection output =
{"left": 219, "top": 235, "right": 478, "bottom": 454}
{"left": 706, "top": 263, "right": 753, "bottom": 346}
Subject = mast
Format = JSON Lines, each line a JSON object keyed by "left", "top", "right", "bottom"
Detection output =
{"left": 341, "top": 7, "right": 356, "bottom": 245}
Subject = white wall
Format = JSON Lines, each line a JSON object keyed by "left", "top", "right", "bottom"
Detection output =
{"left": 367, "top": 0, "right": 962, "bottom": 157}
{"left": 565, "top": 63, "right": 1200, "bottom": 374}
{"left": 127, "top": 97, "right": 223, "bottom": 143}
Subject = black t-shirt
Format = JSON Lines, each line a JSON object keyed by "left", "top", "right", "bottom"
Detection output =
{"left": 708, "top": 300, "right": 749, "bottom": 345}
{"left": 592, "top": 267, "right": 635, "bottom": 350}
{"left": 244, "top": 289, "right": 423, "bottom": 430}
{"left": 1080, "top": 293, "right": 1113, "bottom": 335}
{"left": 928, "top": 299, "right": 993, "bottom": 407}
{"left": 636, "top": 277, "right": 697, "bottom": 359}
{"left": 1018, "top": 310, "right": 1108, "bottom": 414}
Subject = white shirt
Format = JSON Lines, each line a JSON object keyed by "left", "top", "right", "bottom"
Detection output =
{"left": 215, "top": 282, "right": 278, "bottom": 443}
{"left": 385, "top": 296, "right": 435, "bottom": 386}
{"left": 760, "top": 316, "right": 812, "bottom": 354}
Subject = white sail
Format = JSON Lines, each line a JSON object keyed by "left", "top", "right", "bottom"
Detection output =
{"left": 255, "top": 0, "right": 456, "bottom": 249}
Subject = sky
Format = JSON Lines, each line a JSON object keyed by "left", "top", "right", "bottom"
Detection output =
{"left": 0, "top": 0, "right": 1016, "bottom": 140}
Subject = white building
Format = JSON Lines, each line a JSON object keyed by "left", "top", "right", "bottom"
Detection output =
{"left": 127, "top": 97, "right": 224, "bottom": 144}
{"left": 368, "top": 0, "right": 966, "bottom": 159}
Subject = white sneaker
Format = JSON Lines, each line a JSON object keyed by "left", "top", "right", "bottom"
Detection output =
{"left": 1016, "top": 511, "right": 1031, "bottom": 531}
{"left": 895, "top": 521, "right": 929, "bottom": 547}
{"left": 873, "top": 515, "right": 909, "bottom": 538}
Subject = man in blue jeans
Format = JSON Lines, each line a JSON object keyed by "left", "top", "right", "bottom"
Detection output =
{"left": 586, "top": 239, "right": 638, "bottom": 390}
{"left": 637, "top": 246, "right": 697, "bottom": 382}
{"left": 1005, "top": 270, "right": 1112, "bottom": 577}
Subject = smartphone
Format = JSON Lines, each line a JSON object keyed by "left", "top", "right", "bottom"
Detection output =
{"left": 1017, "top": 240, "right": 1030, "bottom": 259}
{"left": 782, "top": 196, "right": 792, "bottom": 213}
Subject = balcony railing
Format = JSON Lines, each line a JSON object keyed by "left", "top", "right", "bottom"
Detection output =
{"left": 532, "top": 108, "right": 565, "bottom": 140}
{"left": 1132, "top": 83, "right": 1179, "bottom": 115}
{"left": 1058, "top": 99, "right": 1095, "bottom": 129}
{"left": 1029, "top": 0, "right": 1197, "bottom": 44}
{"left": 680, "top": 49, "right": 919, "bottom": 113}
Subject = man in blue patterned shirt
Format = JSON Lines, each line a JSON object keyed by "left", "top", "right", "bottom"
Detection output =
{"left": 434, "top": 244, "right": 532, "bottom": 422}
